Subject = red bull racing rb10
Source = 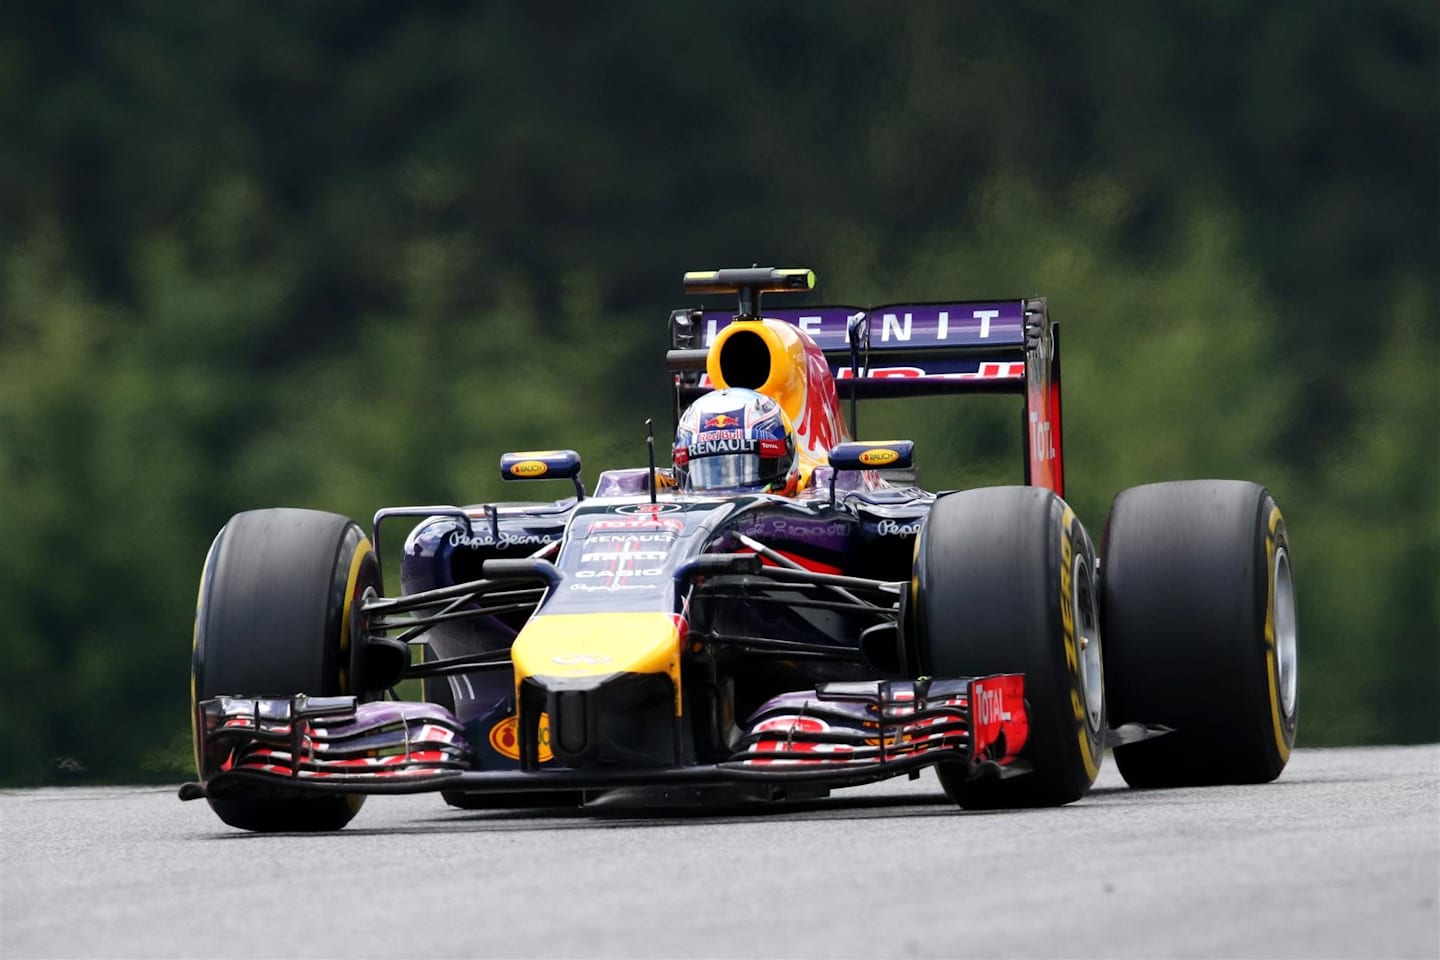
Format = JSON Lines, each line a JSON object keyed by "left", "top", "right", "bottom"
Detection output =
{"left": 182, "top": 267, "right": 1299, "bottom": 831}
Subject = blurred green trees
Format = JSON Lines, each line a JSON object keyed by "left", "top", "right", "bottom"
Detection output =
{"left": 0, "top": 2, "right": 1434, "bottom": 783}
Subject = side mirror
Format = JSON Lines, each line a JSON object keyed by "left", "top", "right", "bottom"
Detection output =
{"left": 499, "top": 450, "right": 585, "bottom": 499}
{"left": 827, "top": 441, "right": 915, "bottom": 472}
{"left": 826, "top": 441, "right": 915, "bottom": 505}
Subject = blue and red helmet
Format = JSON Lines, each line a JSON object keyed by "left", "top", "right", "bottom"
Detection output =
{"left": 674, "top": 388, "right": 799, "bottom": 494}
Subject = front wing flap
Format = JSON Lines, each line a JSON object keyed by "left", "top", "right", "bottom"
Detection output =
{"left": 181, "top": 675, "right": 1028, "bottom": 802}
{"left": 733, "top": 675, "right": 1029, "bottom": 772}
{"left": 192, "top": 695, "right": 472, "bottom": 793}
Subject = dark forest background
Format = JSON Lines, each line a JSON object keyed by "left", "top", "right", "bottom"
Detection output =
{"left": 1, "top": 1, "right": 1435, "bottom": 784}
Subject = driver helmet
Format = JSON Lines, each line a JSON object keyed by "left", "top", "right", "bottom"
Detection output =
{"left": 674, "top": 388, "right": 800, "bottom": 495}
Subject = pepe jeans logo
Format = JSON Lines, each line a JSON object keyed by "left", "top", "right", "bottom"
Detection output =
{"left": 876, "top": 519, "right": 922, "bottom": 537}
{"left": 448, "top": 530, "right": 552, "bottom": 548}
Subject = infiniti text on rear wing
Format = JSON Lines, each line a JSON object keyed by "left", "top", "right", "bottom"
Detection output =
{"left": 706, "top": 302, "right": 1027, "bottom": 386}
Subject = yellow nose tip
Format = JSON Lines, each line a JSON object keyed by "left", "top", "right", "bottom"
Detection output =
{"left": 511, "top": 612, "right": 685, "bottom": 715}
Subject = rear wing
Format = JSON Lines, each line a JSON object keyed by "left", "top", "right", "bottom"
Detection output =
{"left": 664, "top": 296, "right": 1065, "bottom": 496}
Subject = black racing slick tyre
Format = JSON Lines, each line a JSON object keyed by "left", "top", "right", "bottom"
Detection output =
{"left": 912, "top": 487, "right": 1105, "bottom": 809}
{"left": 192, "top": 508, "right": 382, "bottom": 832}
{"left": 1101, "top": 480, "right": 1298, "bottom": 788}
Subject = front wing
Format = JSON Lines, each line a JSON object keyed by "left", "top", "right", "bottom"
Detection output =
{"left": 180, "top": 676, "right": 1030, "bottom": 802}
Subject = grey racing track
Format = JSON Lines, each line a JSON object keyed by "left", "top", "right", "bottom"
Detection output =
{"left": 2, "top": 745, "right": 1437, "bottom": 959}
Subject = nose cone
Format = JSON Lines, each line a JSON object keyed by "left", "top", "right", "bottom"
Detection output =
{"left": 512, "top": 612, "right": 688, "bottom": 768}
{"left": 512, "top": 612, "right": 685, "bottom": 713}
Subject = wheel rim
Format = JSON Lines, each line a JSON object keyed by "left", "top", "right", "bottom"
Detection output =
{"left": 1273, "top": 546, "right": 1298, "bottom": 718}
{"left": 1074, "top": 555, "right": 1103, "bottom": 732}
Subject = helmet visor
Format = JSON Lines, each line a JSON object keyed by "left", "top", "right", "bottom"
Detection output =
{"left": 686, "top": 453, "right": 769, "bottom": 492}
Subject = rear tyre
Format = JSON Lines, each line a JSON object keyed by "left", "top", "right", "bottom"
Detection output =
{"left": 1101, "top": 480, "right": 1298, "bottom": 787}
{"left": 193, "top": 508, "right": 382, "bottom": 832}
{"left": 911, "top": 487, "right": 1104, "bottom": 808}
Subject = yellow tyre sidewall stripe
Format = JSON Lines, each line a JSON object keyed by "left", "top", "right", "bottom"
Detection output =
{"left": 1263, "top": 506, "right": 1292, "bottom": 762}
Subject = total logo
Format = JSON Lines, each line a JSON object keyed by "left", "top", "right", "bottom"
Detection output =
{"left": 974, "top": 686, "right": 1012, "bottom": 725}
{"left": 591, "top": 517, "right": 685, "bottom": 532}
{"left": 614, "top": 502, "right": 683, "bottom": 516}
{"left": 1029, "top": 411, "right": 1055, "bottom": 463}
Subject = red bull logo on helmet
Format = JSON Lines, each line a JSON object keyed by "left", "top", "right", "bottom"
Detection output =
{"left": 704, "top": 413, "right": 741, "bottom": 429}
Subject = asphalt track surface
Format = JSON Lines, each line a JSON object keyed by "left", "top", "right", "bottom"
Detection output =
{"left": 2, "top": 745, "right": 1437, "bottom": 959}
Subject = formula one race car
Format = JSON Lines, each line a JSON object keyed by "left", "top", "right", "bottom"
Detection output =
{"left": 181, "top": 267, "right": 1299, "bottom": 832}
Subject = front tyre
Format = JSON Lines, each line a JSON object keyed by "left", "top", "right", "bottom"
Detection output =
{"left": 1101, "top": 480, "right": 1298, "bottom": 787}
{"left": 912, "top": 487, "right": 1104, "bottom": 808}
{"left": 192, "top": 508, "right": 381, "bottom": 832}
